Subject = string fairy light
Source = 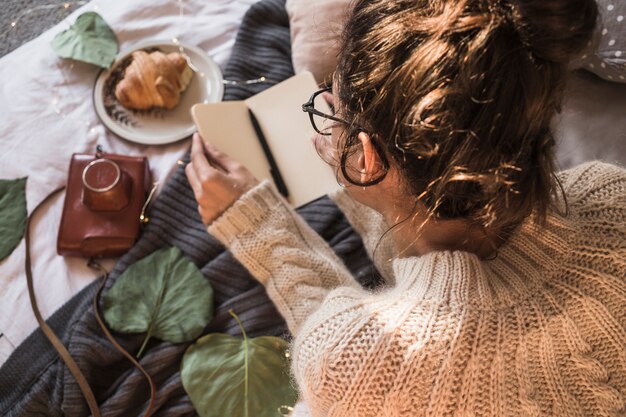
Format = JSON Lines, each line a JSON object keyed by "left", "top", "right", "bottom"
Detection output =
{"left": 3, "top": 0, "right": 272, "bottom": 236}
{"left": 5, "top": 0, "right": 268, "bottom": 134}
{"left": 278, "top": 405, "right": 294, "bottom": 416}
{"left": 170, "top": 0, "right": 268, "bottom": 86}
{"left": 1, "top": 0, "right": 278, "bottom": 368}
{"left": 5, "top": 0, "right": 111, "bottom": 134}
{"left": 1, "top": 0, "right": 98, "bottom": 130}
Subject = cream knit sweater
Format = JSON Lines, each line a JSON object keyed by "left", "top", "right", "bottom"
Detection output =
{"left": 207, "top": 161, "right": 626, "bottom": 417}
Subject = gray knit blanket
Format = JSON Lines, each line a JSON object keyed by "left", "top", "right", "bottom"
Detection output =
{"left": 0, "top": 0, "right": 379, "bottom": 415}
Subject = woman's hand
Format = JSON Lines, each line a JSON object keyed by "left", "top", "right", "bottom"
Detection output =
{"left": 185, "top": 133, "right": 259, "bottom": 226}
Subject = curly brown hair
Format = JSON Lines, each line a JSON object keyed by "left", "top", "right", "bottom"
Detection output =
{"left": 335, "top": 0, "right": 598, "bottom": 232}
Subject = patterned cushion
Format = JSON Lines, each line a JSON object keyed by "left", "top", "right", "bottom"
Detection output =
{"left": 571, "top": 0, "right": 626, "bottom": 82}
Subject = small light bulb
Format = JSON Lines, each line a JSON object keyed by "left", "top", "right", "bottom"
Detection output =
{"left": 172, "top": 37, "right": 179, "bottom": 44}
{"left": 63, "top": 2, "right": 70, "bottom": 8}
{"left": 10, "top": 22, "right": 17, "bottom": 27}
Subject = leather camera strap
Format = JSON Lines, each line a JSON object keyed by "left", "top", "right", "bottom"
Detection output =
{"left": 25, "top": 186, "right": 156, "bottom": 417}
{"left": 90, "top": 259, "right": 157, "bottom": 417}
{"left": 25, "top": 187, "right": 102, "bottom": 417}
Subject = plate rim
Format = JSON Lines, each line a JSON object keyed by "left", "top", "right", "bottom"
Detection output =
{"left": 93, "top": 40, "right": 224, "bottom": 146}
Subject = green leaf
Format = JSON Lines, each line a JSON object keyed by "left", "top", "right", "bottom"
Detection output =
{"left": 103, "top": 246, "right": 214, "bottom": 357}
{"left": 181, "top": 312, "right": 297, "bottom": 417}
{"left": 51, "top": 12, "right": 118, "bottom": 68}
{"left": 0, "top": 177, "right": 27, "bottom": 261}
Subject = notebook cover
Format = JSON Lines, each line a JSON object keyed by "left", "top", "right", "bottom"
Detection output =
{"left": 191, "top": 71, "right": 338, "bottom": 207}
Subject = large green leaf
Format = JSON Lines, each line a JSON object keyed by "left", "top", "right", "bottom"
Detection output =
{"left": 0, "top": 177, "right": 27, "bottom": 261}
{"left": 181, "top": 312, "right": 297, "bottom": 417}
{"left": 51, "top": 12, "right": 118, "bottom": 68}
{"left": 103, "top": 246, "right": 214, "bottom": 357}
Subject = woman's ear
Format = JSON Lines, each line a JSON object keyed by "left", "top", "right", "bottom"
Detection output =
{"left": 321, "top": 91, "right": 334, "bottom": 110}
{"left": 357, "top": 131, "right": 383, "bottom": 183}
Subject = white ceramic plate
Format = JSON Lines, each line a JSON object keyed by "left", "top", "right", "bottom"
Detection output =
{"left": 93, "top": 40, "right": 224, "bottom": 145}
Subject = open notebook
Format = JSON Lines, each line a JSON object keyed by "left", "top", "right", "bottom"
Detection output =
{"left": 191, "top": 71, "right": 339, "bottom": 207}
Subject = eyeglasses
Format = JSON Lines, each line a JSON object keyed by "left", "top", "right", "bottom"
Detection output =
{"left": 302, "top": 87, "right": 390, "bottom": 187}
{"left": 302, "top": 87, "right": 350, "bottom": 135}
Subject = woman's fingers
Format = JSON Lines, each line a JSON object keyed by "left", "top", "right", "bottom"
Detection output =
{"left": 192, "top": 132, "right": 238, "bottom": 174}
{"left": 203, "top": 140, "right": 242, "bottom": 173}
{"left": 189, "top": 133, "right": 218, "bottom": 178}
{"left": 185, "top": 161, "right": 203, "bottom": 196}
{"left": 185, "top": 132, "right": 261, "bottom": 226}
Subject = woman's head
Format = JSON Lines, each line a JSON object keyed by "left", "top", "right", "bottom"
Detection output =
{"left": 333, "top": 0, "right": 597, "bottom": 232}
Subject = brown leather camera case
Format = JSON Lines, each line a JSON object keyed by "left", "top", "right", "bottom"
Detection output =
{"left": 57, "top": 152, "right": 152, "bottom": 258}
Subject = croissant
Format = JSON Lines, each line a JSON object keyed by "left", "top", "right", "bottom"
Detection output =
{"left": 115, "top": 50, "right": 194, "bottom": 111}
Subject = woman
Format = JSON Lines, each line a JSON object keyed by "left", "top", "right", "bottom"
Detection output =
{"left": 186, "top": 0, "right": 626, "bottom": 415}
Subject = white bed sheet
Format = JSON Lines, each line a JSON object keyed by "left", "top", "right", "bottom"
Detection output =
{"left": 0, "top": 0, "right": 260, "bottom": 365}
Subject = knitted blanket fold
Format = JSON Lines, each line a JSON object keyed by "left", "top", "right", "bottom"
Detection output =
{"left": 0, "top": 1, "right": 378, "bottom": 415}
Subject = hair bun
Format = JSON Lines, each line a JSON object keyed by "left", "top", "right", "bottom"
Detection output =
{"left": 508, "top": 0, "right": 598, "bottom": 64}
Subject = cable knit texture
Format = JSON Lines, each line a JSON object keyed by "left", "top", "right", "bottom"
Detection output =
{"left": 208, "top": 161, "right": 626, "bottom": 417}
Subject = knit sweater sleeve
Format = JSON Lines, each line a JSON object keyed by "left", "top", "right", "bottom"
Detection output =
{"left": 207, "top": 181, "right": 362, "bottom": 334}
{"left": 205, "top": 162, "right": 626, "bottom": 417}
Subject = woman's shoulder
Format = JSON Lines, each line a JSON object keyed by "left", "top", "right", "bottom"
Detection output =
{"left": 291, "top": 250, "right": 626, "bottom": 417}
{"left": 558, "top": 161, "right": 626, "bottom": 215}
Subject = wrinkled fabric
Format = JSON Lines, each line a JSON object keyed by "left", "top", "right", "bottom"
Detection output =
{"left": 0, "top": 0, "right": 261, "bottom": 364}
{"left": 0, "top": 0, "right": 379, "bottom": 415}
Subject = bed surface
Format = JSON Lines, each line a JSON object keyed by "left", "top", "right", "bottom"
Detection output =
{"left": 0, "top": 0, "right": 625, "bottom": 370}
{"left": 0, "top": 3, "right": 383, "bottom": 414}
{"left": 0, "top": 0, "right": 261, "bottom": 365}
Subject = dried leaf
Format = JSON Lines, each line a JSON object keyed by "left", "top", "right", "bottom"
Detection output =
{"left": 103, "top": 246, "right": 214, "bottom": 357}
{"left": 181, "top": 311, "right": 297, "bottom": 417}
{"left": 0, "top": 177, "right": 27, "bottom": 261}
{"left": 51, "top": 12, "right": 118, "bottom": 68}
